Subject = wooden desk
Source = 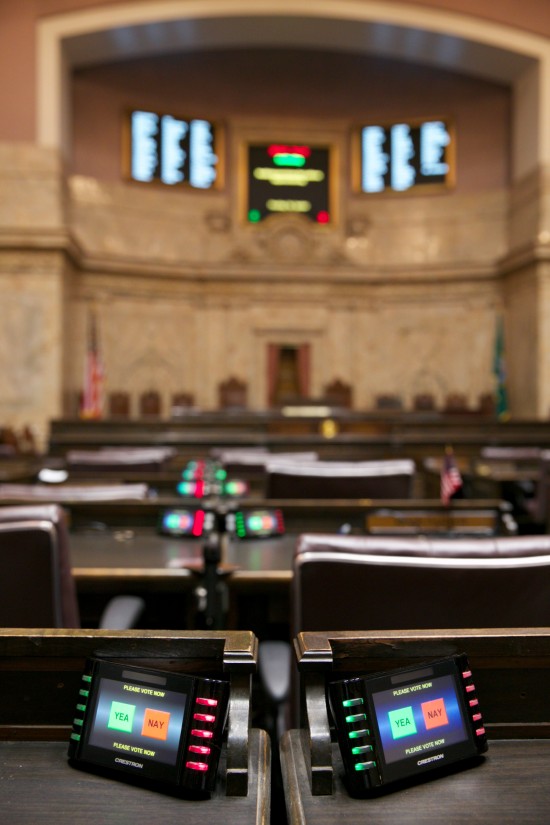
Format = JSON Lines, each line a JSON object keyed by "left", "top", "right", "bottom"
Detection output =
{"left": 281, "top": 629, "right": 550, "bottom": 823}
{"left": 0, "top": 629, "right": 269, "bottom": 822}
{"left": 70, "top": 529, "right": 295, "bottom": 633}
{"left": 281, "top": 734, "right": 550, "bottom": 824}
{"left": 0, "top": 732, "right": 269, "bottom": 825}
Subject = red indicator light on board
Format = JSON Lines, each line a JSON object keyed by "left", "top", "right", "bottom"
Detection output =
{"left": 196, "top": 697, "right": 218, "bottom": 707}
{"left": 192, "top": 509, "right": 205, "bottom": 537}
{"left": 186, "top": 761, "right": 209, "bottom": 772}
{"left": 267, "top": 144, "right": 311, "bottom": 158}
{"left": 193, "top": 713, "right": 216, "bottom": 723}
{"left": 191, "top": 729, "right": 214, "bottom": 739}
{"left": 189, "top": 744, "right": 211, "bottom": 755}
{"left": 316, "top": 211, "right": 330, "bottom": 224}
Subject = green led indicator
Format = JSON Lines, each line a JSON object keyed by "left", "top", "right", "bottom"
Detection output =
{"left": 73, "top": 717, "right": 83, "bottom": 726}
{"left": 215, "top": 468, "right": 227, "bottom": 480}
{"left": 351, "top": 744, "right": 373, "bottom": 755}
{"left": 82, "top": 674, "right": 92, "bottom": 683}
{"left": 76, "top": 704, "right": 86, "bottom": 712}
{"left": 70, "top": 732, "right": 81, "bottom": 741}
{"left": 79, "top": 689, "right": 89, "bottom": 697}
{"left": 272, "top": 154, "right": 306, "bottom": 168}
{"left": 348, "top": 728, "right": 369, "bottom": 739}
{"left": 345, "top": 713, "right": 366, "bottom": 724}
{"left": 235, "top": 512, "right": 246, "bottom": 538}
{"left": 248, "top": 209, "right": 261, "bottom": 223}
{"left": 343, "top": 697, "right": 364, "bottom": 708}
{"left": 355, "top": 760, "right": 377, "bottom": 771}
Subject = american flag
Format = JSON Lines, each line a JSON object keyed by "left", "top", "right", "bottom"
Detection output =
{"left": 441, "top": 448, "right": 463, "bottom": 504}
{"left": 80, "top": 310, "right": 104, "bottom": 420}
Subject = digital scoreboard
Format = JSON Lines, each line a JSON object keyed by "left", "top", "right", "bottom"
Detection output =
{"left": 127, "top": 110, "right": 221, "bottom": 189}
{"left": 356, "top": 119, "right": 454, "bottom": 194}
{"left": 246, "top": 143, "right": 332, "bottom": 224}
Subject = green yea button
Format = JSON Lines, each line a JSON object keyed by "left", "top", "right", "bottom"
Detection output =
{"left": 388, "top": 706, "right": 417, "bottom": 739}
{"left": 108, "top": 701, "right": 136, "bottom": 733}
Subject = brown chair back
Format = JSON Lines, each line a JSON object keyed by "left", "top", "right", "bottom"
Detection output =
{"left": 219, "top": 377, "right": 248, "bottom": 409}
{"left": 266, "top": 459, "right": 415, "bottom": 499}
{"left": 0, "top": 504, "right": 79, "bottom": 627}
{"left": 323, "top": 379, "right": 352, "bottom": 408}
{"left": 293, "top": 533, "right": 550, "bottom": 634}
{"left": 139, "top": 390, "right": 162, "bottom": 418}
{"left": 108, "top": 391, "right": 131, "bottom": 418}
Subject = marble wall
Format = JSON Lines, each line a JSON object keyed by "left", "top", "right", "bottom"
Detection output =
{"left": 1, "top": 141, "right": 549, "bottom": 443}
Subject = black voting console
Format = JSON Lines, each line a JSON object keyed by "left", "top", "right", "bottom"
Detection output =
{"left": 328, "top": 654, "right": 487, "bottom": 795}
{"left": 68, "top": 659, "right": 229, "bottom": 795}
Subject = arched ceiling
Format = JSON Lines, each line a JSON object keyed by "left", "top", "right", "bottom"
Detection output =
{"left": 63, "top": 14, "right": 533, "bottom": 84}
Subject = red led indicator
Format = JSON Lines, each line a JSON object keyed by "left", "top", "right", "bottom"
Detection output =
{"left": 186, "top": 761, "right": 209, "bottom": 772}
{"left": 462, "top": 670, "right": 472, "bottom": 679}
{"left": 267, "top": 144, "right": 311, "bottom": 158}
{"left": 189, "top": 744, "right": 211, "bottom": 755}
{"left": 475, "top": 727, "right": 486, "bottom": 737}
{"left": 316, "top": 211, "right": 330, "bottom": 223}
{"left": 191, "top": 729, "right": 214, "bottom": 739}
{"left": 472, "top": 713, "right": 482, "bottom": 722}
{"left": 196, "top": 697, "right": 218, "bottom": 707}
{"left": 192, "top": 509, "right": 205, "bottom": 537}
{"left": 469, "top": 698, "right": 479, "bottom": 708}
{"left": 193, "top": 713, "right": 216, "bottom": 723}
{"left": 465, "top": 684, "right": 476, "bottom": 693}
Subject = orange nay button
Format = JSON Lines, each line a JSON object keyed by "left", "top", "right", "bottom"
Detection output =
{"left": 141, "top": 708, "right": 171, "bottom": 741}
{"left": 421, "top": 698, "right": 449, "bottom": 731}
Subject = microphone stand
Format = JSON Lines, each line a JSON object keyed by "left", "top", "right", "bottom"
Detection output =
{"left": 196, "top": 505, "right": 232, "bottom": 630}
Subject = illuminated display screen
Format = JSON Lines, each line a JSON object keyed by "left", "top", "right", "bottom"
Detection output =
{"left": 372, "top": 673, "right": 468, "bottom": 766}
{"left": 358, "top": 119, "right": 454, "bottom": 194}
{"left": 247, "top": 143, "right": 331, "bottom": 223}
{"left": 222, "top": 479, "right": 250, "bottom": 497}
{"left": 159, "top": 509, "right": 207, "bottom": 537}
{"left": 128, "top": 110, "right": 221, "bottom": 189}
{"left": 234, "top": 508, "right": 284, "bottom": 538}
{"left": 88, "top": 675, "right": 188, "bottom": 768}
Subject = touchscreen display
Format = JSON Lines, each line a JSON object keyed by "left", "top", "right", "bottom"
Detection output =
{"left": 87, "top": 674, "right": 188, "bottom": 767}
{"left": 328, "top": 654, "right": 487, "bottom": 794}
{"left": 372, "top": 673, "right": 468, "bottom": 766}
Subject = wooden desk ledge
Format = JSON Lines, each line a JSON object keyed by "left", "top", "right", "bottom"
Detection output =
{"left": 0, "top": 629, "right": 260, "bottom": 800}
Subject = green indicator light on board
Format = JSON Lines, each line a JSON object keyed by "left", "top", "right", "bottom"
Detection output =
{"left": 345, "top": 713, "right": 367, "bottom": 724}
{"left": 343, "top": 698, "right": 364, "bottom": 708}
{"left": 248, "top": 209, "right": 261, "bottom": 223}
{"left": 272, "top": 154, "right": 306, "bottom": 168}
{"left": 215, "top": 469, "right": 227, "bottom": 481}
{"left": 348, "top": 728, "right": 369, "bottom": 739}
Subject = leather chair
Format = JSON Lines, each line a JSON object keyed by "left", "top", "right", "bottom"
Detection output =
{"left": 261, "top": 532, "right": 550, "bottom": 731}
{"left": 443, "top": 392, "right": 469, "bottom": 413}
{"left": 265, "top": 459, "right": 415, "bottom": 499}
{"left": 66, "top": 447, "right": 175, "bottom": 474}
{"left": 139, "top": 390, "right": 162, "bottom": 418}
{"left": 323, "top": 379, "right": 352, "bottom": 409}
{"left": 374, "top": 394, "right": 403, "bottom": 410}
{"left": 412, "top": 392, "right": 436, "bottom": 411}
{"left": 0, "top": 504, "right": 144, "bottom": 629}
{"left": 292, "top": 533, "right": 550, "bottom": 632}
{"left": 108, "top": 391, "right": 131, "bottom": 419}
{"left": 218, "top": 377, "right": 248, "bottom": 410}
